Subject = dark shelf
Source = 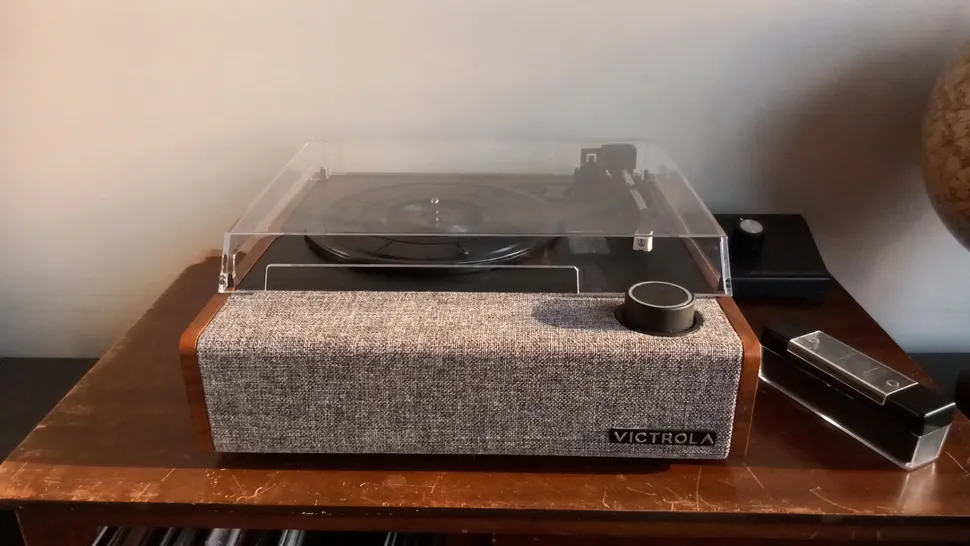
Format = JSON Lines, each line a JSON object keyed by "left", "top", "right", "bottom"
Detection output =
{"left": 1, "top": 358, "right": 96, "bottom": 546}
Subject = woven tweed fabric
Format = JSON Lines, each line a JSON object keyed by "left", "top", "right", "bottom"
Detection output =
{"left": 196, "top": 292, "right": 744, "bottom": 459}
{"left": 923, "top": 41, "right": 970, "bottom": 250}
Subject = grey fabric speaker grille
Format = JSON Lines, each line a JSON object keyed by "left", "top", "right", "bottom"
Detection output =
{"left": 196, "top": 292, "right": 743, "bottom": 459}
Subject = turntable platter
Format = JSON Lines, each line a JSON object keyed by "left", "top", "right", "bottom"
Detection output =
{"left": 304, "top": 182, "right": 555, "bottom": 266}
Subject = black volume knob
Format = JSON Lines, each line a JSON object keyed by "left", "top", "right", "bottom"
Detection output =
{"left": 730, "top": 217, "right": 766, "bottom": 261}
{"left": 616, "top": 281, "right": 699, "bottom": 336}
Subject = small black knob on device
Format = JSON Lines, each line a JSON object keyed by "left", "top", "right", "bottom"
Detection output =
{"left": 616, "top": 281, "right": 699, "bottom": 336}
{"left": 730, "top": 217, "right": 766, "bottom": 261}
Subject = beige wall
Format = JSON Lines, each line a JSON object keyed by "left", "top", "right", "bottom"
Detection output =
{"left": 3, "top": 0, "right": 970, "bottom": 356}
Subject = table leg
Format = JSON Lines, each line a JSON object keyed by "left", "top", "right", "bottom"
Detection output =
{"left": 16, "top": 508, "right": 98, "bottom": 546}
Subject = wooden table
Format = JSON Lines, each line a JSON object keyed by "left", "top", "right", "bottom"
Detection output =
{"left": 2, "top": 256, "right": 969, "bottom": 545}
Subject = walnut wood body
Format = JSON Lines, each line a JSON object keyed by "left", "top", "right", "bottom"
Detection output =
{"left": 2, "top": 255, "right": 970, "bottom": 544}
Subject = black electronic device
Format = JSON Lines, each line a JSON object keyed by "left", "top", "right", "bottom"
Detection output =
{"left": 715, "top": 214, "right": 830, "bottom": 302}
{"left": 759, "top": 322, "right": 955, "bottom": 470}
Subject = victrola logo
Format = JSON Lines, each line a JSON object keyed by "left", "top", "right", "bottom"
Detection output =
{"left": 609, "top": 428, "right": 717, "bottom": 446}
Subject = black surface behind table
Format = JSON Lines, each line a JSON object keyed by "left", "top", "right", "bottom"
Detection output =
{"left": 0, "top": 358, "right": 96, "bottom": 546}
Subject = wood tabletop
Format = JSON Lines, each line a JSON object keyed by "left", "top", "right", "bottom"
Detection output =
{"left": 1, "top": 256, "right": 969, "bottom": 540}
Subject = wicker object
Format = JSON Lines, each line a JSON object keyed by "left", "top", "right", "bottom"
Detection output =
{"left": 923, "top": 42, "right": 970, "bottom": 251}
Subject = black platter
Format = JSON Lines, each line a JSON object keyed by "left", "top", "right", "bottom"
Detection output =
{"left": 303, "top": 182, "right": 555, "bottom": 267}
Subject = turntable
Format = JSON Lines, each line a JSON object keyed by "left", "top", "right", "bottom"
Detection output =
{"left": 180, "top": 140, "right": 761, "bottom": 460}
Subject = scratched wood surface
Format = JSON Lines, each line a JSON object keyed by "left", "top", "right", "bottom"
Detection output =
{"left": 1, "top": 255, "right": 970, "bottom": 538}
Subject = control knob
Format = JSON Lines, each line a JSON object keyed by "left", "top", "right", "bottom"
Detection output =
{"left": 616, "top": 281, "right": 698, "bottom": 336}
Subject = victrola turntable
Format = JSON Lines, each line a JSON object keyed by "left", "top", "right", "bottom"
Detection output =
{"left": 180, "top": 140, "right": 761, "bottom": 459}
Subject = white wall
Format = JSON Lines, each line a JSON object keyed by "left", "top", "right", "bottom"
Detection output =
{"left": 3, "top": 0, "right": 970, "bottom": 357}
